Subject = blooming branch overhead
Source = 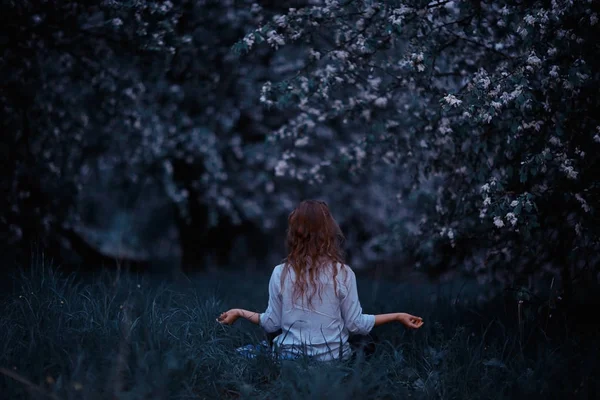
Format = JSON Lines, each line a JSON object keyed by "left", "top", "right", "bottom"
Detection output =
{"left": 234, "top": 0, "right": 600, "bottom": 286}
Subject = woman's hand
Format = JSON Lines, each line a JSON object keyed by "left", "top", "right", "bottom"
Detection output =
{"left": 397, "top": 313, "right": 424, "bottom": 329}
{"left": 217, "top": 309, "right": 241, "bottom": 325}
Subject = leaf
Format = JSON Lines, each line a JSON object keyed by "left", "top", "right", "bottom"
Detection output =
{"left": 514, "top": 203, "right": 522, "bottom": 215}
{"left": 510, "top": 121, "right": 519, "bottom": 133}
{"left": 556, "top": 126, "right": 563, "bottom": 136}
{"left": 519, "top": 168, "right": 528, "bottom": 183}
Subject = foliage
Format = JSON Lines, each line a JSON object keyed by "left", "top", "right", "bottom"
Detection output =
{"left": 1, "top": 0, "right": 182, "bottom": 250}
{"left": 1, "top": 264, "right": 597, "bottom": 399}
{"left": 2, "top": 0, "right": 600, "bottom": 292}
{"left": 1, "top": 0, "right": 302, "bottom": 268}
{"left": 234, "top": 0, "right": 600, "bottom": 291}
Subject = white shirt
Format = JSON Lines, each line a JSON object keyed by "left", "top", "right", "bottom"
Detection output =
{"left": 259, "top": 263, "right": 375, "bottom": 361}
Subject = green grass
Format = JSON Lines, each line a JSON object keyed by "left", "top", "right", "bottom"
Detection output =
{"left": 0, "top": 262, "right": 597, "bottom": 400}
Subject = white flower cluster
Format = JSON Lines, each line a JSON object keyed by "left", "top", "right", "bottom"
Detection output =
{"left": 443, "top": 94, "right": 462, "bottom": 107}
{"left": 274, "top": 151, "right": 296, "bottom": 177}
{"left": 474, "top": 68, "right": 492, "bottom": 90}
{"left": 520, "top": 120, "right": 544, "bottom": 132}
{"left": 505, "top": 212, "right": 518, "bottom": 226}
{"left": 560, "top": 160, "right": 579, "bottom": 180}
{"left": 574, "top": 193, "right": 591, "bottom": 213}
{"left": 294, "top": 136, "right": 309, "bottom": 147}
{"left": 498, "top": 85, "right": 523, "bottom": 105}
{"left": 594, "top": 126, "right": 600, "bottom": 143}
{"left": 266, "top": 30, "right": 285, "bottom": 49}
{"left": 493, "top": 216, "right": 504, "bottom": 228}
{"left": 479, "top": 180, "right": 494, "bottom": 218}
{"left": 389, "top": 6, "right": 413, "bottom": 26}
{"left": 411, "top": 52, "right": 426, "bottom": 72}
{"left": 526, "top": 51, "right": 542, "bottom": 67}
{"left": 273, "top": 15, "right": 287, "bottom": 28}
{"left": 439, "top": 227, "right": 456, "bottom": 248}
{"left": 243, "top": 33, "right": 255, "bottom": 49}
{"left": 259, "top": 81, "right": 273, "bottom": 106}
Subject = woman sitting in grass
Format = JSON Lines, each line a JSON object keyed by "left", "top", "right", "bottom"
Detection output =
{"left": 217, "top": 200, "right": 424, "bottom": 361}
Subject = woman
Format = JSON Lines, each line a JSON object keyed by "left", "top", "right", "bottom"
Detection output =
{"left": 217, "top": 200, "right": 424, "bottom": 361}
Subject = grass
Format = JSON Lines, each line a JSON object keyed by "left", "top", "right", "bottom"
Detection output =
{"left": 0, "top": 261, "right": 597, "bottom": 400}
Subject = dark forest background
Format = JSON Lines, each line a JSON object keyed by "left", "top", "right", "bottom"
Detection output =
{"left": 2, "top": 1, "right": 600, "bottom": 398}
{"left": 2, "top": 0, "right": 600, "bottom": 303}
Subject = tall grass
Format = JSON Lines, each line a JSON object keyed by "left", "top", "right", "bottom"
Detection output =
{"left": 0, "top": 261, "right": 596, "bottom": 399}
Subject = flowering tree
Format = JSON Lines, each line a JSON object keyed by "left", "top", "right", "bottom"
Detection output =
{"left": 1, "top": 0, "right": 319, "bottom": 269}
{"left": 236, "top": 0, "right": 600, "bottom": 295}
{"left": 4, "top": 0, "right": 599, "bottom": 293}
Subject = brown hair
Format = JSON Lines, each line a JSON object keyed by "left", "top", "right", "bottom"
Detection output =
{"left": 281, "top": 200, "right": 346, "bottom": 308}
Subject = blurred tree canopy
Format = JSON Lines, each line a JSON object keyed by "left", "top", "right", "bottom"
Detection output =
{"left": 2, "top": 0, "right": 599, "bottom": 298}
{"left": 1, "top": 0, "right": 298, "bottom": 270}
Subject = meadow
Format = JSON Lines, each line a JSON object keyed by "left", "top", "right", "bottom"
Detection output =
{"left": 0, "top": 262, "right": 597, "bottom": 400}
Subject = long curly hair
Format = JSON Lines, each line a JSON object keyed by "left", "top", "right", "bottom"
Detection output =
{"left": 281, "top": 200, "right": 346, "bottom": 308}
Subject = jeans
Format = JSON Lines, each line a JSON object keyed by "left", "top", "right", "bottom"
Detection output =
{"left": 265, "top": 329, "right": 378, "bottom": 359}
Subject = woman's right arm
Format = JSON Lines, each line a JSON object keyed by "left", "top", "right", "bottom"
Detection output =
{"left": 374, "top": 313, "right": 424, "bottom": 329}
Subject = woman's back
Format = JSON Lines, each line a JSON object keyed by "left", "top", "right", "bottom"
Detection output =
{"left": 217, "top": 200, "right": 423, "bottom": 360}
{"left": 260, "top": 262, "right": 375, "bottom": 361}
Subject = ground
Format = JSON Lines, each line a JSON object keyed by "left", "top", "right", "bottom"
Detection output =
{"left": 0, "top": 264, "right": 597, "bottom": 399}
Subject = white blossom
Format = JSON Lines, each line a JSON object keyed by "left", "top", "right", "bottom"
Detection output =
{"left": 443, "top": 94, "right": 462, "bottom": 107}
{"left": 505, "top": 212, "right": 517, "bottom": 226}
{"left": 474, "top": 69, "right": 491, "bottom": 89}
{"left": 243, "top": 34, "right": 255, "bottom": 49}
{"left": 159, "top": 1, "right": 173, "bottom": 13}
{"left": 493, "top": 216, "right": 505, "bottom": 228}
{"left": 374, "top": 97, "right": 388, "bottom": 107}
{"left": 510, "top": 200, "right": 519, "bottom": 207}
{"left": 274, "top": 160, "right": 288, "bottom": 176}
{"left": 527, "top": 52, "right": 542, "bottom": 66}
{"left": 309, "top": 48, "right": 321, "bottom": 60}
{"left": 273, "top": 15, "right": 287, "bottom": 27}
{"left": 524, "top": 15, "right": 536, "bottom": 25}
{"left": 561, "top": 163, "right": 578, "bottom": 180}
{"left": 549, "top": 136, "right": 561, "bottom": 146}
{"left": 575, "top": 193, "right": 591, "bottom": 213}
{"left": 294, "top": 136, "right": 309, "bottom": 147}
{"left": 266, "top": 30, "right": 285, "bottom": 49}
{"left": 517, "top": 26, "right": 528, "bottom": 38}
{"left": 491, "top": 101, "right": 502, "bottom": 110}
